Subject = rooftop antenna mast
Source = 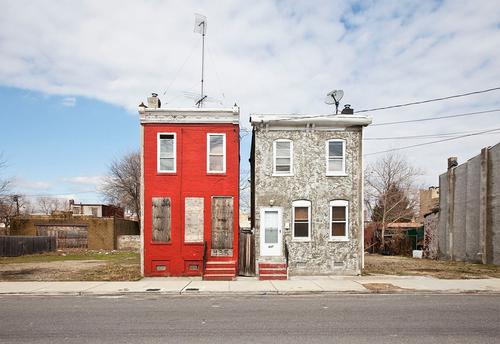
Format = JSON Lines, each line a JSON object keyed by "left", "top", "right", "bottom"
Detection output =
{"left": 194, "top": 14, "right": 207, "bottom": 108}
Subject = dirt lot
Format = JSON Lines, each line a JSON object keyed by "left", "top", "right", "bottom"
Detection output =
{"left": 364, "top": 254, "right": 500, "bottom": 279}
{"left": 0, "top": 250, "right": 141, "bottom": 281}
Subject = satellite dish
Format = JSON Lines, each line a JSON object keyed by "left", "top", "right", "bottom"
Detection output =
{"left": 325, "top": 89, "right": 344, "bottom": 114}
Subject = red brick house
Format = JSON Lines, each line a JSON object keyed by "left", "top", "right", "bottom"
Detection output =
{"left": 139, "top": 94, "right": 240, "bottom": 279}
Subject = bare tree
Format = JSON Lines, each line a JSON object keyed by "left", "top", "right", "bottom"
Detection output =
{"left": 0, "top": 195, "right": 33, "bottom": 229}
{"left": 100, "top": 151, "right": 141, "bottom": 223}
{"left": 0, "top": 153, "right": 10, "bottom": 198}
{"left": 36, "top": 196, "right": 64, "bottom": 215}
{"left": 365, "top": 153, "right": 422, "bottom": 250}
{"left": 239, "top": 169, "right": 251, "bottom": 213}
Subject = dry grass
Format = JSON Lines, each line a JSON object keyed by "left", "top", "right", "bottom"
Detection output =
{"left": 364, "top": 254, "right": 500, "bottom": 279}
{"left": 0, "top": 250, "right": 141, "bottom": 281}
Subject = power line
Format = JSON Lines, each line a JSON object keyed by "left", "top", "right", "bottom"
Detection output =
{"left": 365, "top": 127, "right": 500, "bottom": 156}
{"left": 371, "top": 108, "right": 500, "bottom": 127}
{"left": 364, "top": 128, "right": 500, "bottom": 140}
{"left": 356, "top": 86, "right": 500, "bottom": 113}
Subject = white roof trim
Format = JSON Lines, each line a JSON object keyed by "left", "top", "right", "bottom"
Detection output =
{"left": 250, "top": 114, "right": 372, "bottom": 128}
{"left": 140, "top": 106, "right": 239, "bottom": 124}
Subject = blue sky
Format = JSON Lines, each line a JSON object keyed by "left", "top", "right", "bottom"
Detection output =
{"left": 1, "top": 0, "right": 499, "bottom": 204}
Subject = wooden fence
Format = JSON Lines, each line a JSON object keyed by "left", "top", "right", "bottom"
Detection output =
{"left": 238, "top": 229, "right": 255, "bottom": 276}
{"left": 0, "top": 236, "right": 56, "bottom": 257}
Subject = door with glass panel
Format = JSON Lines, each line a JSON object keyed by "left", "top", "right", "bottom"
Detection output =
{"left": 260, "top": 208, "right": 282, "bottom": 256}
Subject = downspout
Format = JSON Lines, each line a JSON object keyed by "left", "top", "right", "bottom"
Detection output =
{"left": 361, "top": 126, "right": 365, "bottom": 271}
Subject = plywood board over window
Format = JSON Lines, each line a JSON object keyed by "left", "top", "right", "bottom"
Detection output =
{"left": 185, "top": 197, "right": 204, "bottom": 243}
{"left": 152, "top": 197, "right": 171, "bottom": 242}
{"left": 211, "top": 197, "right": 233, "bottom": 256}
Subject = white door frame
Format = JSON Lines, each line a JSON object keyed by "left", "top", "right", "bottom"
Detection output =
{"left": 259, "top": 207, "right": 283, "bottom": 257}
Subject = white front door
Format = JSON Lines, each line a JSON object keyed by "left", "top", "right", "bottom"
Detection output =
{"left": 260, "top": 208, "right": 282, "bottom": 256}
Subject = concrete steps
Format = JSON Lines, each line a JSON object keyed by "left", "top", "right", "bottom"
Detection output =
{"left": 203, "top": 260, "right": 236, "bottom": 281}
{"left": 258, "top": 262, "right": 288, "bottom": 280}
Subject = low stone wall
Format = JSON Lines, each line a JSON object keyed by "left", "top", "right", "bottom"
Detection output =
{"left": 117, "top": 235, "right": 140, "bottom": 251}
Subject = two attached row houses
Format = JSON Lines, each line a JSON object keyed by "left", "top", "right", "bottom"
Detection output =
{"left": 140, "top": 94, "right": 372, "bottom": 279}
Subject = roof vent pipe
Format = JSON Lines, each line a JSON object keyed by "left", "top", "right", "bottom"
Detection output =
{"left": 448, "top": 157, "right": 458, "bottom": 170}
{"left": 341, "top": 104, "right": 353, "bottom": 115}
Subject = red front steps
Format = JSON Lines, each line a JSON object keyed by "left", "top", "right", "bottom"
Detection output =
{"left": 258, "top": 262, "right": 288, "bottom": 280}
{"left": 203, "top": 260, "right": 236, "bottom": 281}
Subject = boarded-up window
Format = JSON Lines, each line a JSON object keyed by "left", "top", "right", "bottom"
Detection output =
{"left": 211, "top": 197, "right": 233, "bottom": 256}
{"left": 184, "top": 197, "right": 204, "bottom": 243}
{"left": 152, "top": 197, "right": 171, "bottom": 242}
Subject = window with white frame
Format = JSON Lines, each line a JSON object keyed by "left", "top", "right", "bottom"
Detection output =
{"left": 273, "top": 139, "right": 293, "bottom": 175}
{"left": 326, "top": 139, "right": 346, "bottom": 175}
{"left": 158, "top": 133, "right": 176, "bottom": 173}
{"left": 207, "top": 134, "right": 226, "bottom": 173}
{"left": 292, "top": 200, "right": 311, "bottom": 240}
{"left": 330, "top": 200, "right": 348, "bottom": 240}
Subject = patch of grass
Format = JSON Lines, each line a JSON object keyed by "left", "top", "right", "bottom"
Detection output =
{"left": 0, "top": 250, "right": 139, "bottom": 265}
{"left": 364, "top": 254, "right": 500, "bottom": 279}
{"left": 79, "top": 263, "right": 142, "bottom": 281}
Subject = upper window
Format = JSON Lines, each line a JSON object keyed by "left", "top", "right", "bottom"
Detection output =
{"left": 292, "top": 200, "right": 311, "bottom": 241}
{"left": 273, "top": 139, "right": 293, "bottom": 176}
{"left": 326, "top": 139, "right": 346, "bottom": 176}
{"left": 207, "top": 134, "right": 226, "bottom": 173}
{"left": 330, "top": 200, "right": 348, "bottom": 241}
{"left": 158, "top": 133, "right": 176, "bottom": 173}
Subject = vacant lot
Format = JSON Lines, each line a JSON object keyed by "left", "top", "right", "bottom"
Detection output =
{"left": 0, "top": 250, "right": 141, "bottom": 281}
{"left": 364, "top": 254, "right": 500, "bottom": 279}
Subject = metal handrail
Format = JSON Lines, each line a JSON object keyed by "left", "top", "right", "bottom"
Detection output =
{"left": 202, "top": 240, "right": 208, "bottom": 275}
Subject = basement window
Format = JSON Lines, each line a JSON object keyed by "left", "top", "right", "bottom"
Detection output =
{"left": 207, "top": 134, "right": 226, "bottom": 173}
{"left": 292, "top": 200, "right": 311, "bottom": 241}
{"left": 330, "top": 200, "right": 348, "bottom": 241}
{"left": 158, "top": 133, "right": 176, "bottom": 173}
{"left": 326, "top": 139, "right": 346, "bottom": 176}
{"left": 273, "top": 139, "right": 293, "bottom": 176}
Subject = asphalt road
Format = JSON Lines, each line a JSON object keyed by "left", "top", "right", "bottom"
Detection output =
{"left": 0, "top": 294, "right": 498, "bottom": 344}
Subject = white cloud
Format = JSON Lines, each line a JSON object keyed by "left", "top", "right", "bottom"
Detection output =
{"left": 61, "top": 96, "right": 76, "bottom": 107}
{"left": 0, "top": 0, "right": 499, "bottom": 185}
{"left": 63, "top": 176, "right": 104, "bottom": 187}
{"left": 12, "top": 177, "right": 52, "bottom": 191}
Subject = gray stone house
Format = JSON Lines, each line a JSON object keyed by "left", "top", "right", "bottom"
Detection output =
{"left": 250, "top": 113, "right": 371, "bottom": 279}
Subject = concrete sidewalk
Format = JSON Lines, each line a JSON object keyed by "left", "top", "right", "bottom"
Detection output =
{"left": 1, "top": 275, "right": 500, "bottom": 296}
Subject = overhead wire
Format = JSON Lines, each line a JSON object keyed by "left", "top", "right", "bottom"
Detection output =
{"left": 364, "top": 127, "right": 500, "bottom": 156}
{"left": 364, "top": 128, "right": 500, "bottom": 140}
{"left": 356, "top": 86, "right": 500, "bottom": 113}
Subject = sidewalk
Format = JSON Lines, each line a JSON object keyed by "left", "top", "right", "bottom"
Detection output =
{"left": 1, "top": 275, "right": 500, "bottom": 296}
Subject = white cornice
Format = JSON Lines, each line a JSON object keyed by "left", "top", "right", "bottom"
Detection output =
{"left": 250, "top": 114, "right": 372, "bottom": 129}
{"left": 139, "top": 106, "right": 240, "bottom": 124}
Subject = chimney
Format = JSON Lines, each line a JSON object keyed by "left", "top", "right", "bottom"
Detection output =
{"left": 448, "top": 157, "right": 458, "bottom": 170}
{"left": 147, "top": 93, "right": 161, "bottom": 109}
{"left": 341, "top": 104, "right": 353, "bottom": 114}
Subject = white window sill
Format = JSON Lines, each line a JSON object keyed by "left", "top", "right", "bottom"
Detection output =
{"left": 292, "top": 238, "right": 311, "bottom": 242}
{"left": 326, "top": 172, "right": 348, "bottom": 177}
{"left": 329, "top": 238, "right": 349, "bottom": 242}
{"left": 272, "top": 173, "right": 294, "bottom": 177}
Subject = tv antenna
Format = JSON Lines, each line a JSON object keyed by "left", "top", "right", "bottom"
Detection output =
{"left": 183, "top": 91, "right": 222, "bottom": 106}
{"left": 325, "top": 89, "right": 344, "bottom": 114}
{"left": 194, "top": 13, "right": 207, "bottom": 108}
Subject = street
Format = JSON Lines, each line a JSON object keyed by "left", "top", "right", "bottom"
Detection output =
{"left": 0, "top": 294, "right": 498, "bottom": 343}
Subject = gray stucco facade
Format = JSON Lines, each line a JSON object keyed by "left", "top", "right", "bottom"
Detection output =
{"left": 437, "top": 142, "right": 500, "bottom": 265}
{"left": 250, "top": 114, "right": 371, "bottom": 276}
